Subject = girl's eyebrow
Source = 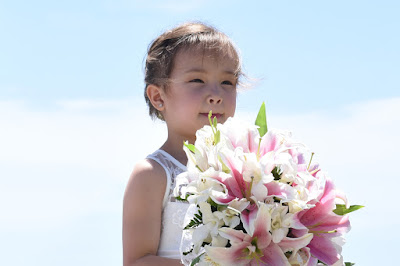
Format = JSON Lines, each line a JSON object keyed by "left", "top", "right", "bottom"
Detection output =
{"left": 183, "top": 68, "right": 206, "bottom": 74}
{"left": 184, "top": 68, "right": 236, "bottom": 75}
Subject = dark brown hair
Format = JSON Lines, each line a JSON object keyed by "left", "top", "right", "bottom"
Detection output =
{"left": 144, "top": 22, "right": 243, "bottom": 120}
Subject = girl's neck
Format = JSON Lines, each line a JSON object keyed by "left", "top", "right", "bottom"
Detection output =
{"left": 160, "top": 137, "right": 191, "bottom": 166}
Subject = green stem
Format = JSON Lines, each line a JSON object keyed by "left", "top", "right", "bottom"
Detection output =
{"left": 208, "top": 111, "right": 216, "bottom": 134}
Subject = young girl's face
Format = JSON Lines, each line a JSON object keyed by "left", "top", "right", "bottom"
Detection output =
{"left": 161, "top": 48, "right": 237, "bottom": 143}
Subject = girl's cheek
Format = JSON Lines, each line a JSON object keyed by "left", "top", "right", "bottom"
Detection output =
{"left": 227, "top": 90, "right": 237, "bottom": 101}
{"left": 190, "top": 89, "right": 206, "bottom": 98}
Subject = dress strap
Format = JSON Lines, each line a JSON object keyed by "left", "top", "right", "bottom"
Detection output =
{"left": 146, "top": 150, "right": 187, "bottom": 207}
{"left": 157, "top": 149, "right": 186, "bottom": 170}
{"left": 146, "top": 154, "right": 172, "bottom": 207}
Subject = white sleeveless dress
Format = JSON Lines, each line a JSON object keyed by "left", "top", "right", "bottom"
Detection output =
{"left": 146, "top": 149, "right": 189, "bottom": 259}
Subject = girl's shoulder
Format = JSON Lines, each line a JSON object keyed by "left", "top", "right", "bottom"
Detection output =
{"left": 132, "top": 158, "right": 167, "bottom": 180}
{"left": 122, "top": 159, "right": 168, "bottom": 263}
{"left": 124, "top": 158, "right": 167, "bottom": 204}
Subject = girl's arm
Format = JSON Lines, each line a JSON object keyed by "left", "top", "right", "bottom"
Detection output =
{"left": 123, "top": 159, "right": 183, "bottom": 266}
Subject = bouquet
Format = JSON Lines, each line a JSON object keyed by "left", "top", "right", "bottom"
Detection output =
{"left": 174, "top": 103, "right": 362, "bottom": 265}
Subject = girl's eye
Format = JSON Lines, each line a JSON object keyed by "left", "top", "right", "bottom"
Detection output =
{"left": 221, "top": 80, "right": 234, "bottom": 85}
{"left": 189, "top": 79, "right": 204, "bottom": 83}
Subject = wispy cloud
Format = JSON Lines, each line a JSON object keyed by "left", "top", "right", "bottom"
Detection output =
{"left": 0, "top": 99, "right": 166, "bottom": 231}
{"left": 0, "top": 99, "right": 165, "bottom": 169}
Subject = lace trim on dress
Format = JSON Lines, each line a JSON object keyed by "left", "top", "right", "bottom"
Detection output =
{"left": 146, "top": 149, "right": 187, "bottom": 206}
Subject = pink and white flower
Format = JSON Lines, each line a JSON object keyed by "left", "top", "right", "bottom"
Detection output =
{"left": 292, "top": 179, "right": 351, "bottom": 265}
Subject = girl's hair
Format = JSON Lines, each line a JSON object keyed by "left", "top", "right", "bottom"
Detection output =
{"left": 144, "top": 22, "right": 243, "bottom": 120}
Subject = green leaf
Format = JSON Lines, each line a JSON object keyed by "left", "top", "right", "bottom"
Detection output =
{"left": 255, "top": 102, "right": 268, "bottom": 137}
{"left": 184, "top": 210, "right": 203, "bottom": 230}
{"left": 184, "top": 142, "right": 196, "bottom": 153}
{"left": 345, "top": 263, "right": 355, "bottom": 266}
{"left": 190, "top": 253, "right": 205, "bottom": 266}
{"left": 271, "top": 166, "right": 281, "bottom": 180}
{"left": 208, "top": 111, "right": 213, "bottom": 126}
{"left": 175, "top": 195, "right": 189, "bottom": 202}
{"left": 214, "top": 130, "right": 220, "bottom": 144}
{"left": 207, "top": 198, "right": 219, "bottom": 208}
{"left": 333, "top": 204, "right": 364, "bottom": 216}
{"left": 213, "top": 116, "right": 218, "bottom": 127}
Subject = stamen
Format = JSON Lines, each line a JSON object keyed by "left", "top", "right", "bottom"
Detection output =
{"left": 247, "top": 176, "right": 254, "bottom": 200}
{"left": 257, "top": 138, "right": 262, "bottom": 161}
{"left": 307, "top": 152, "right": 315, "bottom": 171}
{"left": 309, "top": 229, "right": 338, "bottom": 235}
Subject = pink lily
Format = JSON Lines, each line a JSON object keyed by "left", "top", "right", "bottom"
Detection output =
{"left": 258, "top": 130, "right": 281, "bottom": 156}
{"left": 207, "top": 153, "right": 246, "bottom": 204}
{"left": 204, "top": 204, "right": 289, "bottom": 265}
{"left": 209, "top": 128, "right": 303, "bottom": 206}
{"left": 204, "top": 204, "right": 314, "bottom": 266}
{"left": 292, "top": 179, "right": 351, "bottom": 265}
{"left": 219, "top": 117, "right": 260, "bottom": 154}
{"left": 210, "top": 149, "right": 269, "bottom": 233}
{"left": 265, "top": 180, "right": 297, "bottom": 200}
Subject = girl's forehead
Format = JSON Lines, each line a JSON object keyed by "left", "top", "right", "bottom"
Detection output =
{"left": 172, "top": 48, "right": 238, "bottom": 73}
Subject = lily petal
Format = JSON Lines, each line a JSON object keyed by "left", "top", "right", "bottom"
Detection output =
{"left": 219, "top": 227, "right": 248, "bottom": 244}
{"left": 260, "top": 242, "right": 290, "bottom": 265}
{"left": 240, "top": 204, "right": 258, "bottom": 235}
{"left": 306, "top": 234, "right": 342, "bottom": 265}
{"left": 252, "top": 204, "right": 272, "bottom": 249}
{"left": 278, "top": 233, "right": 313, "bottom": 253}
{"left": 298, "top": 179, "right": 337, "bottom": 227}
{"left": 204, "top": 243, "right": 250, "bottom": 266}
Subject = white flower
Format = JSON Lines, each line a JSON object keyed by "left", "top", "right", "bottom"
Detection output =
{"left": 269, "top": 204, "right": 296, "bottom": 243}
{"left": 173, "top": 171, "right": 199, "bottom": 199}
{"left": 241, "top": 152, "right": 262, "bottom": 183}
{"left": 190, "top": 125, "right": 236, "bottom": 173}
{"left": 287, "top": 247, "right": 311, "bottom": 265}
{"left": 192, "top": 202, "right": 225, "bottom": 252}
{"left": 190, "top": 169, "right": 231, "bottom": 203}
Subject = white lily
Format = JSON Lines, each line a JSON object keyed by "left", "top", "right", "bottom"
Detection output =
{"left": 192, "top": 202, "right": 226, "bottom": 253}
{"left": 287, "top": 247, "right": 312, "bottom": 265}
{"left": 269, "top": 204, "right": 297, "bottom": 243}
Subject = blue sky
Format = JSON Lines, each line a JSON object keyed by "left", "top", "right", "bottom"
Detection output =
{"left": 0, "top": 0, "right": 399, "bottom": 265}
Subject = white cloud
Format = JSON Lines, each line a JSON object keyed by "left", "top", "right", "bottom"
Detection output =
{"left": 0, "top": 99, "right": 167, "bottom": 231}
{"left": 0, "top": 99, "right": 166, "bottom": 171}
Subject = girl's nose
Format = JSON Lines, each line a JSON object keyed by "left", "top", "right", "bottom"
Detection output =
{"left": 208, "top": 95, "right": 222, "bottom": 104}
{"left": 207, "top": 85, "right": 223, "bottom": 104}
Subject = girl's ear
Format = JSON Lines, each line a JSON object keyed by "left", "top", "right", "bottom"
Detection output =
{"left": 146, "top": 84, "right": 165, "bottom": 111}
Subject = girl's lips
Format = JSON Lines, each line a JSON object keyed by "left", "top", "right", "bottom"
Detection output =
{"left": 200, "top": 113, "right": 223, "bottom": 120}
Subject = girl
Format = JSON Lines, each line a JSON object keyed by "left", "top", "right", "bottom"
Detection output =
{"left": 122, "top": 22, "right": 244, "bottom": 265}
